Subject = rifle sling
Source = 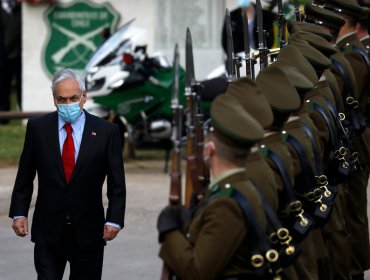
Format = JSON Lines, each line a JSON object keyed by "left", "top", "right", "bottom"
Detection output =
{"left": 231, "top": 188, "right": 279, "bottom": 278}
{"left": 286, "top": 134, "right": 316, "bottom": 193}
{"left": 331, "top": 59, "right": 366, "bottom": 133}
{"left": 266, "top": 149, "right": 296, "bottom": 202}
{"left": 323, "top": 97, "right": 354, "bottom": 150}
{"left": 205, "top": 185, "right": 281, "bottom": 278}
{"left": 312, "top": 103, "right": 342, "bottom": 150}
{"left": 301, "top": 123, "right": 321, "bottom": 175}
{"left": 331, "top": 59, "right": 353, "bottom": 100}
{"left": 352, "top": 46, "right": 370, "bottom": 82}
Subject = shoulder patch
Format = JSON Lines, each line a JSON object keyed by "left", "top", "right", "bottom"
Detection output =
{"left": 211, "top": 183, "right": 235, "bottom": 198}
{"left": 339, "top": 43, "right": 354, "bottom": 54}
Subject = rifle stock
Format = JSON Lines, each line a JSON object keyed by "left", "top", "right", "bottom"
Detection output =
{"left": 195, "top": 123, "right": 208, "bottom": 199}
{"left": 185, "top": 137, "right": 199, "bottom": 207}
{"left": 169, "top": 150, "right": 182, "bottom": 205}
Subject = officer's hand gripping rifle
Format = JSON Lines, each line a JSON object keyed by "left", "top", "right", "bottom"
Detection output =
{"left": 161, "top": 43, "right": 183, "bottom": 280}
{"left": 184, "top": 28, "right": 208, "bottom": 208}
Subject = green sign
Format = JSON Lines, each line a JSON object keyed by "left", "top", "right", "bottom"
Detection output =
{"left": 43, "top": 1, "right": 119, "bottom": 77}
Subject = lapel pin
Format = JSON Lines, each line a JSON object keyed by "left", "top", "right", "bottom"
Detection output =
{"left": 91, "top": 131, "right": 97, "bottom": 136}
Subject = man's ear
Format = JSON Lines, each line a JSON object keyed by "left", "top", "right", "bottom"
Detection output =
{"left": 355, "top": 22, "right": 361, "bottom": 34}
{"left": 81, "top": 91, "right": 87, "bottom": 106}
{"left": 204, "top": 141, "right": 215, "bottom": 157}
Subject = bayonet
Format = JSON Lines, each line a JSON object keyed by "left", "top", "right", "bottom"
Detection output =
{"left": 171, "top": 43, "right": 180, "bottom": 110}
{"left": 185, "top": 28, "right": 196, "bottom": 139}
{"left": 225, "top": 9, "right": 237, "bottom": 83}
{"left": 294, "top": 0, "right": 301, "bottom": 22}
{"left": 256, "top": 0, "right": 269, "bottom": 70}
{"left": 184, "top": 28, "right": 206, "bottom": 207}
{"left": 242, "top": 10, "right": 255, "bottom": 79}
{"left": 161, "top": 43, "right": 184, "bottom": 280}
{"left": 277, "top": 0, "right": 287, "bottom": 49}
{"left": 186, "top": 28, "right": 196, "bottom": 88}
{"left": 170, "top": 43, "right": 183, "bottom": 166}
{"left": 256, "top": 0, "right": 263, "bottom": 50}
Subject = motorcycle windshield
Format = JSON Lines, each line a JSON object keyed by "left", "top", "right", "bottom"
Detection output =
{"left": 85, "top": 19, "right": 136, "bottom": 71}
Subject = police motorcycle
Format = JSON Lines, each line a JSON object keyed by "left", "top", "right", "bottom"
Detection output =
{"left": 84, "top": 19, "right": 225, "bottom": 152}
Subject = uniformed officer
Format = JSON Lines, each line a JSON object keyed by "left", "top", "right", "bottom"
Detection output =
{"left": 356, "top": 2, "right": 370, "bottom": 52}
{"left": 288, "top": 20, "right": 333, "bottom": 42}
{"left": 256, "top": 65, "right": 323, "bottom": 280}
{"left": 157, "top": 93, "right": 269, "bottom": 280}
{"left": 225, "top": 77, "right": 279, "bottom": 211}
{"left": 315, "top": 1, "right": 370, "bottom": 278}
{"left": 280, "top": 32, "right": 355, "bottom": 279}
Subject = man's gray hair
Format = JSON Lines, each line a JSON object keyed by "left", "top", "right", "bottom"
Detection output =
{"left": 51, "top": 68, "right": 86, "bottom": 95}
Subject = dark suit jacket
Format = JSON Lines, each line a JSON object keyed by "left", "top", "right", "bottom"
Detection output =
{"left": 9, "top": 110, "right": 126, "bottom": 248}
{"left": 222, "top": 6, "right": 275, "bottom": 54}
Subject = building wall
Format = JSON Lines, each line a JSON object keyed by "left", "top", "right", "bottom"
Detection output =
{"left": 22, "top": 0, "right": 229, "bottom": 111}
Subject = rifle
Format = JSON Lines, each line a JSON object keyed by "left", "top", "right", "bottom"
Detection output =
{"left": 225, "top": 9, "right": 240, "bottom": 83}
{"left": 277, "top": 0, "right": 287, "bottom": 49}
{"left": 242, "top": 9, "right": 256, "bottom": 79}
{"left": 161, "top": 43, "right": 183, "bottom": 280}
{"left": 294, "top": 0, "right": 301, "bottom": 22}
{"left": 184, "top": 28, "right": 208, "bottom": 208}
{"left": 256, "top": 0, "right": 269, "bottom": 71}
{"left": 184, "top": 28, "right": 198, "bottom": 208}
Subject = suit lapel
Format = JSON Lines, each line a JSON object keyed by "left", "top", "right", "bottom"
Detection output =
{"left": 69, "top": 111, "right": 97, "bottom": 182}
{"left": 46, "top": 112, "right": 66, "bottom": 181}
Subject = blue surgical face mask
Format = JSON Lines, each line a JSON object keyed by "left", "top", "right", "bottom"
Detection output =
{"left": 57, "top": 97, "right": 82, "bottom": 124}
{"left": 237, "top": 0, "right": 251, "bottom": 8}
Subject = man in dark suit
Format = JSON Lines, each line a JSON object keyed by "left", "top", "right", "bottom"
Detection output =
{"left": 221, "top": 0, "right": 275, "bottom": 54}
{"left": 9, "top": 68, "right": 126, "bottom": 279}
{"left": 0, "top": 0, "right": 22, "bottom": 125}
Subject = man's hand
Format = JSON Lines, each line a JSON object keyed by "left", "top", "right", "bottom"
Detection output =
{"left": 12, "top": 217, "right": 29, "bottom": 237}
{"left": 103, "top": 225, "right": 120, "bottom": 241}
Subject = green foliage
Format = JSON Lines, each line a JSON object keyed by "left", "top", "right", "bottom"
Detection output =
{"left": 0, "top": 121, "right": 25, "bottom": 166}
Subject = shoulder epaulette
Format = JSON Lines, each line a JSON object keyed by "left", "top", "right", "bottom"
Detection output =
{"left": 210, "top": 184, "right": 235, "bottom": 198}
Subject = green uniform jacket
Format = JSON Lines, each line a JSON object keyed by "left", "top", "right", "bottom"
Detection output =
{"left": 338, "top": 33, "right": 370, "bottom": 274}
{"left": 246, "top": 149, "right": 279, "bottom": 211}
{"left": 283, "top": 117, "right": 330, "bottom": 280}
{"left": 260, "top": 132, "right": 302, "bottom": 280}
{"left": 159, "top": 170, "right": 267, "bottom": 280}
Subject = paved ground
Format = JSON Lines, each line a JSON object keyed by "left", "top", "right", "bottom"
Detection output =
{"left": 0, "top": 159, "right": 169, "bottom": 280}
{"left": 1, "top": 159, "right": 370, "bottom": 279}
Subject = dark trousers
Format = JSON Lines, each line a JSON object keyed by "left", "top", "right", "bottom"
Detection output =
{"left": 0, "top": 56, "right": 21, "bottom": 111}
{"left": 34, "top": 224, "right": 104, "bottom": 280}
